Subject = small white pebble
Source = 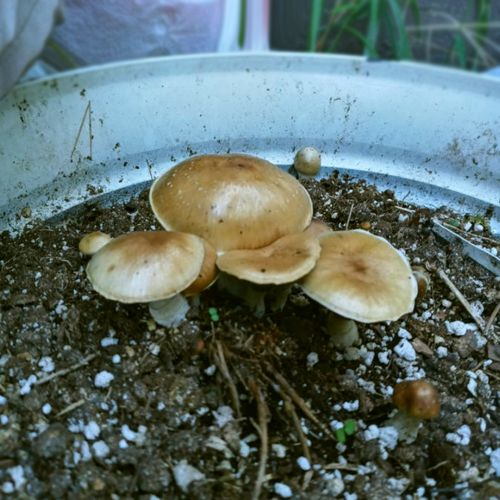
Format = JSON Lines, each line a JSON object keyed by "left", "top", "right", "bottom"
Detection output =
{"left": 0, "top": 395, "right": 6, "bottom": 406}
{"left": 119, "top": 439, "right": 128, "bottom": 449}
{"left": 19, "top": 375, "right": 37, "bottom": 395}
{"left": 446, "top": 425, "right": 471, "bottom": 446}
{"left": 204, "top": 365, "right": 216, "bottom": 376}
{"left": 92, "top": 440, "right": 110, "bottom": 458}
{"left": 38, "top": 356, "right": 55, "bottom": 373}
{"left": 83, "top": 421, "right": 101, "bottom": 441}
{"left": 111, "top": 354, "right": 121, "bottom": 364}
{"left": 436, "top": 346, "right": 448, "bottom": 358}
{"left": 297, "top": 456, "right": 311, "bottom": 471}
{"left": 94, "top": 371, "right": 114, "bottom": 388}
{"left": 101, "top": 337, "right": 118, "bottom": 347}
{"left": 393, "top": 339, "right": 417, "bottom": 362}
{"left": 239, "top": 441, "right": 251, "bottom": 458}
{"left": 2, "top": 482, "right": 14, "bottom": 494}
{"left": 41, "top": 403, "right": 52, "bottom": 415}
{"left": 445, "top": 321, "right": 477, "bottom": 336}
{"left": 0, "top": 415, "right": 8, "bottom": 425}
{"left": 306, "top": 352, "right": 319, "bottom": 368}
{"left": 442, "top": 299, "right": 452, "bottom": 308}
{"left": 490, "top": 448, "right": 500, "bottom": 476}
{"left": 272, "top": 443, "right": 287, "bottom": 458}
{"left": 274, "top": 482, "right": 293, "bottom": 498}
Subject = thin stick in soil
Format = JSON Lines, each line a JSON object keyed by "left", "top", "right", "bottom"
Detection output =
{"left": 55, "top": 398, "right": 86, "bottom": 418}
{"left": 282, "top": 394, "right": 311, "bottom": 463}
{"left": 265, "top": 363, "right": 335, "bottom": 440}
{"left": 437, "top": 268, "right": 486, "bottom": 333}
{"left": 345, "top": 203, "right": 354, "bottom": 230}
{"left": 213, "top": 340, "right": 242, "bottom": 418}
{"left": 34, "top": 353, "right": 98, "bottom": 387}
{"left": 249, "top": 379, "right": 270, "bottom": 500}
{"left": 485, "top": 301, "right": 500, "bottom": 341}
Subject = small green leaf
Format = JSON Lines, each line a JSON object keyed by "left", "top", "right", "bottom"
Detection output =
{"left": 343, "top": 419, "right": 358, "bottom": 436}
{"left": 208, "top": 307, "right": 219, "bottom": 321}
{"left": 335, "top": 427, "right": 346, "bottom": 443}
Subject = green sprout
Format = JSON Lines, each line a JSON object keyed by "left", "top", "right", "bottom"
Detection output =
{"left": 335, "top": 419, "right": 358, "bottom": 444}
{"left": 208, "top": 307, "right": 219, "bottom": 322}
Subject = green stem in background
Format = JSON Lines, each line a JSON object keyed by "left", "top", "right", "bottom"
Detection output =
{"left": 365, "top": 0, "right": 381, "bottom": 57}
{"left": 238, "top": 0, "right": 247, "bottom": 48}
{"left": 46, "top": 39, "right": 78, "bottom": 69}
{"left": 308, "top": 0, "right": 325, "bottom": 51}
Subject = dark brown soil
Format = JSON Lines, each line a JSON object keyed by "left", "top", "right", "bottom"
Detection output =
{"left": 0, "top": 171, "right": 499, "bottom": 499}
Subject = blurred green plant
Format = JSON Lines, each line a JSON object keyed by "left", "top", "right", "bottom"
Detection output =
{"left": 335, "top": 418, "right": 358, "bottom": 443}
{"left": 309, "top": 0, "right": 499, "bottom": 70}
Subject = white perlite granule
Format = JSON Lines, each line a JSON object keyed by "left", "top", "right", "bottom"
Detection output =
{"left": 94, "top": 371, "right": 114, "bottom": 388}
{"left": 213, "top": 405, "right": 233, "bottom": 428}
{"left": 274, "top": 482, "right": 293, "bottom": 498}
{"left": 83, "top": 421, "right": 101, "bottom": 440}
{"left": 297, "top": 456, "right": 311, "bottom": 471}
{"left": 173, "top": 460, "right": 206, "bottom": 492}
{"left": 38, "top": 356, "right": 55, "bottom": 373}
{"left": 446, "top": 425, "right": 471, "bottom": 446}
{"left": 92, "top": 440, "right": 110, "bottom": 458}
{"left": 393, "top": 339, "right": 417, "bottom": 362}
{"left": 445, "top": 320, "right": 477, "bottom": 336}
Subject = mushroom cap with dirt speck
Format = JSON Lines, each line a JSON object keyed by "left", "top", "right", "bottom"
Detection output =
{"left": 216, "top": 232, "right": 321, "bottom": 285}
{"left": 300, "top": 229, "right": 418, "bottom": 322}
{"left": 149, "top": 154, "right": 313, "bottom": 253}
{"left": 86, "top": 231, "right": 205, "bottom": 303}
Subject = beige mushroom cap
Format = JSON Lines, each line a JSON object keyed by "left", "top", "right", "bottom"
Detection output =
{"left": 79, "top": 231, "right": 112, "bottom": 256}
{"left": 300, "top": 230, "right": 418, "bottom": 322}
{"left": 86, "top": 231, "right": 205, "bottom": 303}
{"left": 216, "top": 232, "right": 321, "bottom": 285}
{"left": 183, "top": 238, "right": 218, "bottom": 297}
{"left": 149, "top": 154, "right": 313, "bottom": 252}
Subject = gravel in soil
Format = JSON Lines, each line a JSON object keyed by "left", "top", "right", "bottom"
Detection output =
{"left": 0, "top": 171, "right": 499, "bottom": 499}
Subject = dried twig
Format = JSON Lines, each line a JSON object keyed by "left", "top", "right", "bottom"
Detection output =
{"left": 283, "top": 394, "right": 311, "bottom": 463}
{"left": 437, "top": 269, "right": 486, "bottom": 333}
{"left": 324, "top": 462, "right": 359, "bottom": 472}
{"left": 249, "top": 379, "right": 270, "bottom": 500}
{"left": 34, "top": 354, "right": 98, "bottom": 386}
{"left": 265, "top": 363, "right": 335, "bottom": 440}
{"left": 345, "top": 203, "right": 354, "bottom": 230}
{"left": 213, "top": 341, "right": 241, "bottom": 418}
{"left": 485, "top": 302, "right": 500, "bottom": 341}
{"left": 55, "top": 398, "right": 86, "bottom": 418}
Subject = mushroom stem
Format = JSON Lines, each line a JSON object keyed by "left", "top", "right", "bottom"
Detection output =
{"left": 216, "top": 273, "right": 267, "bottom": 317}
{"left": 148, "top": 294, "right": 190, "bottom": 328}
{"left": 326, "top": 312, "right": 359, "bottom": 349}
{"left": 385, "top": 411, "right": 421, "bottom": 444}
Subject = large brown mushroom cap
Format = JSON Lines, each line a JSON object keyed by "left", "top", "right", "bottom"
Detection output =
{"left": 216, "top": 232, "right": 321, "bottom": 285}
{"left": 86, "top": 231, "right": 205, "bottom": 303}
{"left": 149, "top": 154, "right": 313, "bottom": 252}
{"left": 300, "top": 230, "right": 418, "bottom": 322}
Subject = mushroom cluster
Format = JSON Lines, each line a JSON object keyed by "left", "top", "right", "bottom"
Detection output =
{"left": 80, "top": 152, "right": 417, "bottom": 331}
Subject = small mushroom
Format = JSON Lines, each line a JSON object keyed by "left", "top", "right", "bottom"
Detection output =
{"left": 300, "top": 230, "right": 418, "bottom": 345}
{"left": 412, "top": 266, "right": 431, "bottom": 299}
{"left": 294, "top": 147, "right": 321, "bottom": 176}
{"left": 216, "top": 232, "right": 321, "bottom": 316}
{"left": 387, "top": 379, "right": 440, "bottom": 443}
{"left": 85, "top": 231, "right": 206, "bottom": 327}
{"left": 149, "top": 154, "right": 313, "bottom": 253}
{"left": 79, "top": 231, "right": 112, "bottom": 255}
